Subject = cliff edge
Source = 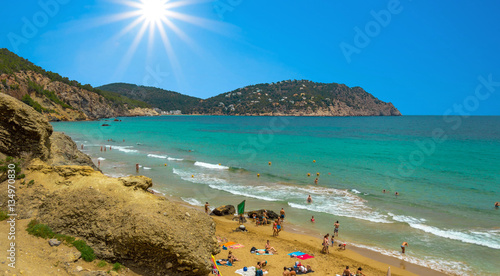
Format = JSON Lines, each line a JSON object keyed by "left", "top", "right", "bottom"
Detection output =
{"left": 0, "top": 93, "right": 220, "bottom": 275}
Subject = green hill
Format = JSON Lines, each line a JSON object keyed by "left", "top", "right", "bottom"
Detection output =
{"left": 0, "top": 48, "right": 150, "bottom": 110}
{"left": 97, "top": 83, "right": 201, "bottom": 114}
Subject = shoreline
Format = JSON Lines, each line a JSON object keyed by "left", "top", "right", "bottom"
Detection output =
{"left": 165, "top": 195, "right": 448, "bottom": 276}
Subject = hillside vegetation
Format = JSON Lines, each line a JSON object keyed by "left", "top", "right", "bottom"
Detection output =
{"left": 0, "top": 49, "right": 155, "bottom": 121}
{"left": 97, "top": 83, "right": 200, "bottom": 114}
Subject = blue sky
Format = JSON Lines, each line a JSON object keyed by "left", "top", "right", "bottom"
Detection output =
{"left": 1, "top": 0, "right": 499, "bottom": 115}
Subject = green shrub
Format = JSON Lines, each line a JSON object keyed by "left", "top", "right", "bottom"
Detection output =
{"left": 72, "top": 240, "right": 96, "bottom": 262}
{"left": 26, "top": 220, "right": 55, "bottom": 239}
{"left": 97, "top": 260, "right": 107, "bottom": 267}
{"left": 27, "top": 180, "right": 35, "bottom": 187}
{"left": 21, "top": 94, "right": 46, "bottom": 113}
{"left": 54, "top": 233, "right": 75, "bottom": 244}
{"left": 0, "top": 210, "right": 9, "bottom": 221}
{"left": 112, "top": 262, "right": 123, "bottom": 272}
{"left": 16, "top": 173, "right": 25, "bottom": 179}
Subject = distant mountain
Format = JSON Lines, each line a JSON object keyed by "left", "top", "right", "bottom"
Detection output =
{"left": 0, "top": 49, "right": 157, "bottom": 121}
{"left": 1, "top": 48, "right": 401, "bottom": 119}
{"left": 97, "top": 83, "right": 200, "bottom": 114}
{"left": 193, "top": 80, "right": 401, "bottom": 116}
{"left": 102, "top": 80, "right": 401, "bottom": 116}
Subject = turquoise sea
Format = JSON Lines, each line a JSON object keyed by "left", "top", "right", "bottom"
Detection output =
{"left": 52, "top": 116, "right": 500, "bottom": 275}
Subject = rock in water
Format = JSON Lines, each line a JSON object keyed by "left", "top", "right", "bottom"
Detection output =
{"left": 0, "top": 93, "right": 53, "bottom": 159}
{"left": 210, "top": 205, "right": 235, "bottom": 216}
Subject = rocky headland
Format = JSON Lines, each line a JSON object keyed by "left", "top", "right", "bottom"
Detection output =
{"left": 0, "top": 93, "right": 220, "bottom": 275}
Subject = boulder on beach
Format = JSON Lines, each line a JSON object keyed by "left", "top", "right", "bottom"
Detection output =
{"left": 247, "top": 209, "right": 280, "bottom": 220}
{"left": 210, "top": 205, "right": 235, "bottom": 216}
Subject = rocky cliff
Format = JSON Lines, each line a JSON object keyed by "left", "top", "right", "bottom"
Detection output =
{"left": 0, "top": 48, "right": 161, "bottom": 121}
{"left": 0, "top": 93, "right": 220, "bottom": 275}
{"left": 0, "top": 71, "right": 160, "bottom": 121}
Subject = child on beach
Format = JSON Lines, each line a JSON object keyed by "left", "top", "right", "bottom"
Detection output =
{"left": 311, "top": 216, "right": 315, "bottom": 222}
{"left": 338, "top": 243, "right": 346, "bottom": 250}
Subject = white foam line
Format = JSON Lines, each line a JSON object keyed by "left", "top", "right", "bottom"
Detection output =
{"left": 194, "top": 161, "right": 229, "bottom": 170}
{"left": 389, "top": 213, "right": 500, "bottom": 249}
{"left": 147, "top": 154, "right": 167, "bottom": 159}
{"left": 350, "top": 242, "right": 471, "bottom": 276}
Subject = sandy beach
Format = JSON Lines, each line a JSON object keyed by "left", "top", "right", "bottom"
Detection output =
{"left": 167, "top": 197, "right": 448, "bottom": 276}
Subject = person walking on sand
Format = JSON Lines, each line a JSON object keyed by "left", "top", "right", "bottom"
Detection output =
{"left": 401, "top": 242, "right": 409, "bottom": 253}
{"left": 307, "top": 195, "right": 312, "bottom": 203}
{"left": 204, "top": 202, "right": 210, "bottom": 214}
{"left": 334, "top": 221, "right": 340, "bottom": 237}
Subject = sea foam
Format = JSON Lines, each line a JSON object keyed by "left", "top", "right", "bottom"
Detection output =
{"left": 194, "top": 161, "right": 229, "bottom": 170}
{"left": 147, "top": 154, "right": 167, "bottom": 159}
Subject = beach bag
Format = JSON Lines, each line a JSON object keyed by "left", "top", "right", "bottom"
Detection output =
{"left": 250, "top": 246, "right": 257, "bottom": 253}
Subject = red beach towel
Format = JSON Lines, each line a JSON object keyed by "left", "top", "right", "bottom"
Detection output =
{"left": 297, "top": 254, "right": 314, "bottom": 260}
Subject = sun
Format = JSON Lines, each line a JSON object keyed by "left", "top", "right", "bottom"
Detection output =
{"left": 139, "top": 0, "right": 168, "bottom": 24}
{"left": 105, "top": 0, "right": 227, "bottom": 82}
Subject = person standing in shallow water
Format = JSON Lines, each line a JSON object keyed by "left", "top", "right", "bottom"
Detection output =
{"left": 401, "top": 241, "right": 409, "bottom": 253}
{"left": 205, "top": 202, "right": 209, "bottom": 214}
{"left": 334, "top": 221, "right": 339, "bottom": 237}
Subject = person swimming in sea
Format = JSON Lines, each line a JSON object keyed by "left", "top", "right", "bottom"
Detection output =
{"left": 307, "top": 195, "right": 312, "bottom": 203}
{"left": 495, "top": 202, "right": 499, "bottom": 208}
{"left": 314, "top": 177, "right": 318, "bottom": 184}
{"left": 395, "top": 191, "right": 399, "bottom": 196}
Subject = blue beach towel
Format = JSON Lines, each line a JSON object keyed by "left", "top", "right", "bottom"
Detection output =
{"left": 288, "top": 251, "right": 306, "bottom": 256}
{"left": 256, "top": 249, "right": 273, "bottom": 255}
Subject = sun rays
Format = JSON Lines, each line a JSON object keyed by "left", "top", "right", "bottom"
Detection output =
{"left": 106, "top": 0, "right": 219, "bottom": 83}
